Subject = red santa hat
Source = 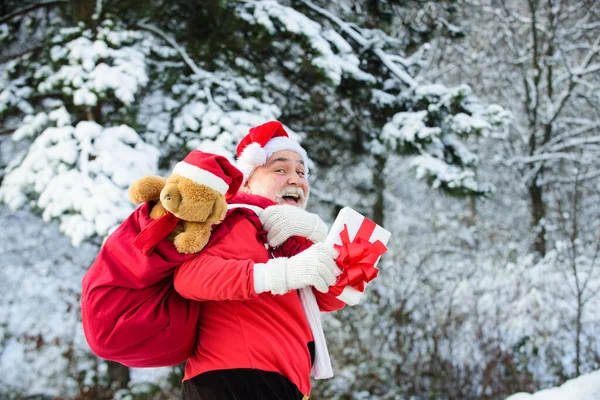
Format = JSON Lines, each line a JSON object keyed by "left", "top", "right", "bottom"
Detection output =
{"left": 235, "top": 121, "right": 309, "bottom": 181}
{"left": 172, "top": 150, "right": 243, "bottom": 200}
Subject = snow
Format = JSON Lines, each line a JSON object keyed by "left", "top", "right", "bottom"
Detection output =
{"left": 239, "top": 1, "right": 376, "bottom": 85}
{"left": 444, "top": 133, "right": 479, "bottom": 165}
{"left": 378, "top": 82, "right": 509, "bottom": 194}
{"left": 0, "top": 23, "right": 8, "bottom": 41}
{"left": 0, "top": 121, "right": 159, "bottom": 246}
{"left": 39, "top": 25, "right": 149, "bottom": 107}
{"left": 415, "top": 83, "right": 451, "bottom": 98}
{"left": 382, "top": 110, "right": 442, "bottom": 147}
{"left": 411, "top": 153, "right": 479, "bottom": 191}
{"left": 0, "top": 75, "right": 34, "bottom": 116}
{"left": 48, "top": 106, "right": 71, "bottom": 127}
{"left": 0, "top": 205, "right": 181, "bottom": 397}
{"left": 506, "top": 370, "right": 600, "bottom": 400}
{"left": 371, "top": 89, "right": 398, "bottom": 107}
{"left": 0, "top": 206, "right": 97, "bottom": 396}
{"left": 13, "top": 112, "right": 49, "bottom": 140}
{"left": 449, "top": 112, "right": 490, "bottom": 136}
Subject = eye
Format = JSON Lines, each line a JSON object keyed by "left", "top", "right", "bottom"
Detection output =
{"left": 275, "top": 168, "right": 286, "bottom": 173}
{"left": 297, "top": 171, "right": 305, "bottom": 177}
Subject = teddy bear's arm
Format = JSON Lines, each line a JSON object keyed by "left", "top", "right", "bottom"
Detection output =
{"left": 173, "top": 221, "right": 212, "bottom": 254}
{"left": 129, "top": 176, "right": 167, "bottom": 204}
{"left": 150, "top": 202, "right": 169, "bottom": 219}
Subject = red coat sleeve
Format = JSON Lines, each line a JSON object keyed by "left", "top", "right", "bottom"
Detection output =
{"left": 174, "top": 216, "right": 265, "bottom": 301}
{"left": 81, "top": 204, "right": 200, "bottom": 368}
{"left": 313, "top": 289, "right": 346, "bottom": 312}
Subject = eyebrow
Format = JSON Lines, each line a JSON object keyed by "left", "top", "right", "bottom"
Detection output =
{"left": 268, "top": 157, "right": 304, "bottom": 166}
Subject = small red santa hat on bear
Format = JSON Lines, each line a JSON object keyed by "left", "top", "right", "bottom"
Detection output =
{"left": 236, "top": 121, "right": 309, "bottom": 181}
{"left": 173, "top": 150, "right": 243, "bottom": 199}
{"left": 134, "top": 151, "right": 243, "bottom": 255}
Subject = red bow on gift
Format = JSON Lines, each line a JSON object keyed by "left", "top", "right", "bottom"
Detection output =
{"left": 329, "top": 219, "right": 388, "bottom": 297}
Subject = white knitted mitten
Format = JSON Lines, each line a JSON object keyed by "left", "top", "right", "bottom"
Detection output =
{"left": 260, "top": 205, "right": 328, "bottom": 248}
{"left": 253, "top": 244, "right": 341, "bottom": 295}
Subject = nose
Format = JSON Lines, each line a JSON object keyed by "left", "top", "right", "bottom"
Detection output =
{"left": 287, "top": 172, "right": 301, "bottom": 186}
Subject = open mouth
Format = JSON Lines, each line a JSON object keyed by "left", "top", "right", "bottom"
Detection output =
{"left": 281, "top": 193, "right": 300, "bottom": 205}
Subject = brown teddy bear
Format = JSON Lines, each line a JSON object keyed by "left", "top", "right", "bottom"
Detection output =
{"left": 128, "top": 150, "right": 243, "bottom": 254}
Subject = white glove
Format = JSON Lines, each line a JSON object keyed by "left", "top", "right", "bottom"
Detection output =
{"left": 260, "top": 205, "right": 328, "bottom": 248}
{"left": 253, "top": 243, "right": 341, "bottom": 295}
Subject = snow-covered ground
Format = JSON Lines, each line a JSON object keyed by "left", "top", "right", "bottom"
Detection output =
{"left": 506, "top": 370, "right": 600, "bottom": 400}
{"left": 0, "top": 204, "right": 178, "bottom": 397}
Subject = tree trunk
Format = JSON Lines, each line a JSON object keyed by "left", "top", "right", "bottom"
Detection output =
{"left": 68, "top": 0, "right": 96, "bottom": 23}
{"left": 575, "top": 298, "right": 582, "bottom": 376}
{"left": 372, "top": 154, "right": 386, "bottom": 226}
{"left": 106, "top": 361, "right": 130, "bottom": 390}
{"left": 528, "top": 177, "right": 546, "bottom": 257}
{"left": 469, "top": 195, "right": 477, "bottom": 226}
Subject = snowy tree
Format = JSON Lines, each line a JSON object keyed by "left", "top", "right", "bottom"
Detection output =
{"left": 422, "top": 0, "right": 600, "bottom": 394}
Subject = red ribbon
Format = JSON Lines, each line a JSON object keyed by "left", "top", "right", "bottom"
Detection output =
{"left": 329, "top": 219, "right": 388, "bottom": 297}
{"left": 133, "top": 211, "right": 180, "bottom": 255}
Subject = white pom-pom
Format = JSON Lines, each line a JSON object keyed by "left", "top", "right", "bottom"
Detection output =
{"left": 239, "top": 142, "right": 267, "bottom": 166}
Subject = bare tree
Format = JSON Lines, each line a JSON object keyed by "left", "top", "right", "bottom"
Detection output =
{"left": 428, "top": 0, "right": 600, "bottom": 257}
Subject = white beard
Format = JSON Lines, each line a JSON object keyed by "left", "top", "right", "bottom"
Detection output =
{"left": 245, "top": 183, "right": 308, "bottom": 209}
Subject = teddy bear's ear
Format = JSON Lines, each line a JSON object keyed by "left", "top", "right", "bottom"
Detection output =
{"left": 128, "top": 176, "right": 167, "bottom": 204}
{"left": 205, "top": 195, "right": 228, "bottom": 225}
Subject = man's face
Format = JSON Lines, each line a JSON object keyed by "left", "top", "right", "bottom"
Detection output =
{"left": 243, "top": 149, "right": 310, "bottom": 209}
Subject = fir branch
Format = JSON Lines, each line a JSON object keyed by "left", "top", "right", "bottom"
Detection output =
{"left": 136, "top": 21, "right": 204, "bottom": 76}
{"left": 299, "top": 0, "right": 418, "bottom": 88}
{"left": 0, "top": 128, "right": 16, "bottom": 136}
{"left": 0, "top": 0, "right": 67, "bottom": 25}
{"left": 0, "top": 45, "right": 44, "bottom": 64}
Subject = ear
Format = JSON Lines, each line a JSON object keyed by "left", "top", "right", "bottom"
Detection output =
{"left": 205, "top": 195, "right": 227, "bottom": 225}
{"left": 128, "top": 176, "right": 167, "bottom": 204}
{"left": 241, "top": 181, "right": 252, "bottom": 194}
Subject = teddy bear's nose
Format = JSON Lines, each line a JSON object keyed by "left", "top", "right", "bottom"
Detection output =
{"left": 161, "top": 184, "right": 181, "bottom": 213}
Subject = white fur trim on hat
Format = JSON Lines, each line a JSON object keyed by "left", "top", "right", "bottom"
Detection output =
{"left": 262, "top": 137, "right": 308, "bottom": 167}
{"left": 172, "top": 162, "right": 229, "bottom": 195}
{"left": 237, "top": 137, "right": 309, "bottom": 182}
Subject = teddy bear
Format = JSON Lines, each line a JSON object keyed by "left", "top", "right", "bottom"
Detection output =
{"left": 128, "top": 150, "right": 243, "bottom": 254}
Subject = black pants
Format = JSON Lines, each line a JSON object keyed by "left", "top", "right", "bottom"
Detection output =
{"left": 181, "top": 369, "right": 305, "bottom": 400}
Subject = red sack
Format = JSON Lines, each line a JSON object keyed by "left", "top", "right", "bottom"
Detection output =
{"left": 81, "top": 202, "right": 200, "bottom": 368}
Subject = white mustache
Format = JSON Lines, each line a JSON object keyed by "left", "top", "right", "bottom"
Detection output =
{"left": 276, "top": 186, "right": 306, "bottom": 201}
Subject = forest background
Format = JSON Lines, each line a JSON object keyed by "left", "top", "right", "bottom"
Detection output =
{"left": 1, "top": 0, "right": 599, "bottom": 399}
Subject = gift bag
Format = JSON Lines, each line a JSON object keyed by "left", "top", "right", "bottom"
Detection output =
{"left": 325, "top": 207, "right": 391, "bottom": 305}
{"left": 81, "top": 202, "right": 200, "bottom": 367}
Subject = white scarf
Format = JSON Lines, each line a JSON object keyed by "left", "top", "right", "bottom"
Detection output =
{"left": 299, "top": 287, "right": 333, "bottom": 379}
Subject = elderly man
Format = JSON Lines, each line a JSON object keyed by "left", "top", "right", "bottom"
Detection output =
{"left": 174, "top": 121, "right": 344, "bottom": 400}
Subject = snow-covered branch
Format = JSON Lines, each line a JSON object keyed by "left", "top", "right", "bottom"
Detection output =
{"left": 299, "top": 0, "right": 417, "bottom": 88}
{"left": 545, "top": 135, "right": 600, "bottom": 154}
{"left": 0, "top": 0, "right": 66, "bottom": 25}
{"left": 554, "top": 35, "right": 600, "bottom": 87}
{"left": 546, "top": 169, "right": 600, "bottom": 185}
{"left": 136, "top": 21, "right": 205, "bottom": 77}
{"left": 507, "top": 151, "right": 592, "bottom": 166}
{"left": 536, "top": 121, "right": 600, "bottom": 154}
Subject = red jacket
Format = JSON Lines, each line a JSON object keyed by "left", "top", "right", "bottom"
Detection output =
{"left": 174, "top": 193, "right": 344, "bottom": 396}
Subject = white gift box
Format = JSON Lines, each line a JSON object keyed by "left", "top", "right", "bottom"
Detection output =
{"left": 324, "top": 207, "right": 391, "bottom": 305}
